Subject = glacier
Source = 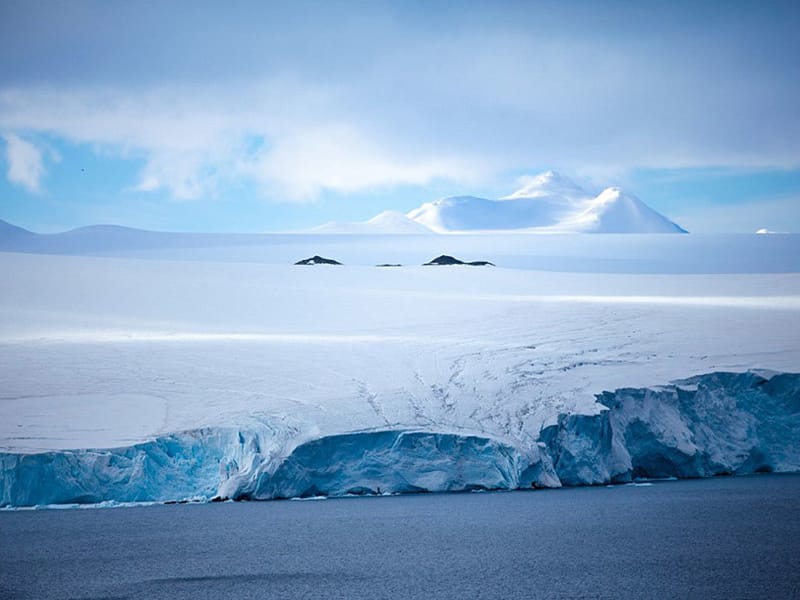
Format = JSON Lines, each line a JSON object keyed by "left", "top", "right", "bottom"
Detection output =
{"left": 1, "top": 230, "right": 798, "bottom": 508}
{"left": 2, "top": 371, "right": 797, "bottom": 508}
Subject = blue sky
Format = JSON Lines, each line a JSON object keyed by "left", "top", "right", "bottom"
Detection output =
{"left": 1, "top": 0, "right": 799, "bottom": 233}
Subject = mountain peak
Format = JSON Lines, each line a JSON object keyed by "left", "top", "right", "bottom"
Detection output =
{"left": 593, "top": 187, "right": 626, "bottom": 204}
{"left": 600, "top": 186, "right": 622, "bottom": 195}
{"left": 536, "top": 169, "right": 566, "bottom": 183}
{"left": 501, "top": 170, "right": 589, "bottom": 201}
{"left": 562, "top": 187, "right": 688, "bottom": 233}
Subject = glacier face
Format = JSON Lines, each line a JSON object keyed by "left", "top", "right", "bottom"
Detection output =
{"left": 252, "top": 431, "right": 523, "bottom": 499}
{"left": 2, "top": 371, "right": 798, "bottom": 508}
{"left": 542, "top": 371, "right": 800, "bottom": 485}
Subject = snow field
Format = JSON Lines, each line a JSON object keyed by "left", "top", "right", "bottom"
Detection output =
{"left": 1, "top": 233, "right": 799, "bottom": 506}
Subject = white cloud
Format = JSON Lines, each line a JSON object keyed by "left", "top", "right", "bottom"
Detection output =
{"left": 0, "top": 3, "right": 798, "bottom": 203}
{"left": 0, "top": 86, "right": 488, "bottom": 202}
{"left": 244, "top": 124, "right": 487, "bottom": 201}
{"left": 2, "top": 132, "right": 45, "bottom": 193}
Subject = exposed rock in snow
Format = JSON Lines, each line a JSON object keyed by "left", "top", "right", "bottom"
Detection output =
{"left": 422, "top": 254, "right": 494, "bottom": 266}
{"left": 294, "top": 255, "right": 343, "bottom": 265}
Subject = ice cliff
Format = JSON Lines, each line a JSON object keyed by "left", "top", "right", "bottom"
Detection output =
{"left": 540, "top": 371, "right": 800, "bottom": 485}
{"left": 2, "top": 371, "right": 798, "bottom": 507}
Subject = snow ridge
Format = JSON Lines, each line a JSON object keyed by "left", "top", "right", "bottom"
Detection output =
{"left": 558, "top": 187, "right": 688, "bottom": 234}
{"left": 2, "top": 371, "right": 797, "bottom": 508}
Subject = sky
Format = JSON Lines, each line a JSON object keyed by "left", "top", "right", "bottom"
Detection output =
{"left": 1, "top": 0, "right": 799, "bottom": 233}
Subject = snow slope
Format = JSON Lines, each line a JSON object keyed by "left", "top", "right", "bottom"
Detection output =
{"left": 0, "top": 233, "right": 799, "bottom": 506}
{"left": 553, "top": 187, "right": 688, "bottom": 234}
{"left": 405, "top": 171, "right": 686, "bottom": 233}
{"left": 407, "top": 195, "right": 576, "bottom": 231}
{"left": 309, "top": 210, "right": 434, "bottom": 234}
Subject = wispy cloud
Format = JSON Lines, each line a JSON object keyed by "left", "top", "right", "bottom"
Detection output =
{"left": 2, "top": 132, "right": 45, "bottom": 193}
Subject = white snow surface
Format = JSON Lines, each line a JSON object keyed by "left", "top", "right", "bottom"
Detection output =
{"left": 1, "top": 229, "right": 799, "bottom": 505}
{"left": 500, "top": 170, "right": 591, "bottom": 202}
{"left": 405, "top": 171, "right": 686, "bottom": 233}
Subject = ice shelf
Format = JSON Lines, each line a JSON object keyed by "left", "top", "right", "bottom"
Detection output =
{"left": 2, "top": 371, "right": 797, "bottom": 508}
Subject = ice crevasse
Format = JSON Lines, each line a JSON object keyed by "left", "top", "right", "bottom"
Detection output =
{"left": 1, "top": 371, "right": 798, "bottom": 507}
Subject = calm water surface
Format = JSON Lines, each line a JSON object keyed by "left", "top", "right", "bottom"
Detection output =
{"left": 1, "top": 475, "right": 799, "bottom": 599}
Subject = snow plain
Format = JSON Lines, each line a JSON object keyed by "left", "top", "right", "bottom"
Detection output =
{"left": 1, "top": 231, "right": 799, "bottom": 505}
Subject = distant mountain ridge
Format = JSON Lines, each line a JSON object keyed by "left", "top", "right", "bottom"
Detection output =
{"left": 0, "top": 219, "right": 34, "bottom": 237}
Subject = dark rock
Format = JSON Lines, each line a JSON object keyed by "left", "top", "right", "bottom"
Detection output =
{"left": 465, "top": 260, "right": 495, "bottom": 267}
{"left": 376, "top": 263, "right": 402, "bottom": 267}
{"left": 423, "top": 255, "right": 494, "bottom": 266}
{"left": 294, "top": 255, "right": 342, "bottom": 265}
{"left": 424, "top": 255, "right": 463, "bottom": 265}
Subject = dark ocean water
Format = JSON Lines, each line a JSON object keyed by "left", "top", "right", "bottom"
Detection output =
{"left": 1, "top": 475, "right": 799, "bottom": 600}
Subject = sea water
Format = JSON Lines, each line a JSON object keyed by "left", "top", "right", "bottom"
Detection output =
{"left": 1, "top": 475, "right": 798, "bottom": 599}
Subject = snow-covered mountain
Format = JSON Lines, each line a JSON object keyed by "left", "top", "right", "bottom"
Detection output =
{"left": 309, "top": 210, "right": 434, "bottom": 234}
{"left": 406, "top": 171, "right": 687, "bottom": 233}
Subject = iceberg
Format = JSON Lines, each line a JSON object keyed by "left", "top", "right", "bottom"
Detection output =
{"left": 2, "top": 371, "right": 797, "bottom": 508}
